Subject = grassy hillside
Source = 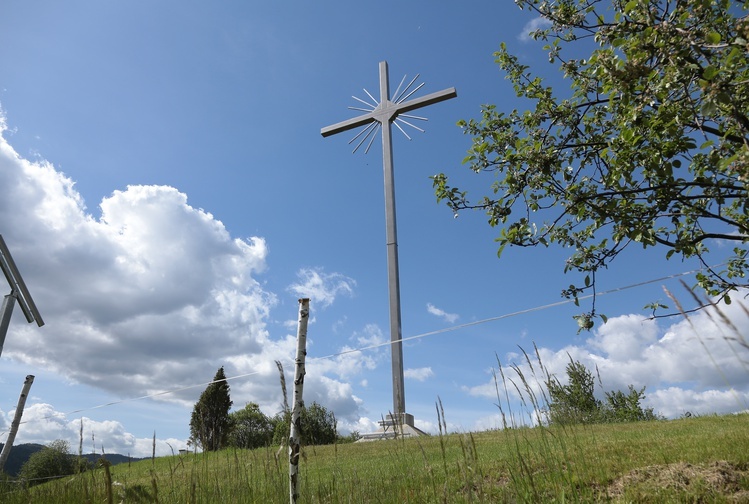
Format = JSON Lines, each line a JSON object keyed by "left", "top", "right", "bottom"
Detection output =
{"left": 2, "top": 413, "right": 748, "bottom": 503}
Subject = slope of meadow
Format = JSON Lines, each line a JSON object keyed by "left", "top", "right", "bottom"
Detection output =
{"left": 2, "top": 413, "right": 748, "bottom": 503}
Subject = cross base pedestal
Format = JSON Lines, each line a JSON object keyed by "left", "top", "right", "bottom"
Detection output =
{"left": 357, "top": 413, "right": 427, "bottom": 442}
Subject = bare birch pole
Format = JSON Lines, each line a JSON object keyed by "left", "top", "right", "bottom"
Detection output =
{"left": 289, "top": 298, "right": 309, "bottom": 504}
{"left": 0, "top": 374, "right": 35, "bottom": 472}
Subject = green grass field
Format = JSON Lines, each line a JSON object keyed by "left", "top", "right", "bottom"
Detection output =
{"left": 5, "top": 300, "right": 748, "bottom": 502}
{"left": 3, "top": 413, "right": 748, "bottom": 503}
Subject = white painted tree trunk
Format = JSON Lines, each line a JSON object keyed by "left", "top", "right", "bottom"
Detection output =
{"left": 0, "top": 374, "right": 34, "bottom": 472}
{"left": 289, "top": 298, "right": 309, "bottom": 504}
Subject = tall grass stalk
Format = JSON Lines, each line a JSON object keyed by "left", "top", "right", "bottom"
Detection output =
{"left": 491, "top": 345, "right": 606, "bottom": 502}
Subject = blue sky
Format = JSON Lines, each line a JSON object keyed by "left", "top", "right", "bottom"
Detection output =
{"left": 1, "top": 1, "right": 747, "bottom": 457}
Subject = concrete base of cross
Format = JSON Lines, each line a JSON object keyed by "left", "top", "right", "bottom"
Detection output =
{"left": 357, "top": 413, "right": 427, "bottom": 442}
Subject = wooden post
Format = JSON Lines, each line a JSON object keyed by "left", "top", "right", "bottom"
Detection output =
{"left": 289, "top": 298, "right": 309, "bottom": 504}
{"left": 0, "top": 374, "right": 35, "bottom": 472}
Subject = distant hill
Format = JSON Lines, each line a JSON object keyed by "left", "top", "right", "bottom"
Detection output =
{"left": 0, "top": 443, "right": 44, "bottom": 477}
{"left": 0, "top": 443, "right": 146, "bottom": 477}
{"left": 80, "top": 451, "right": 146, "bottom": 468}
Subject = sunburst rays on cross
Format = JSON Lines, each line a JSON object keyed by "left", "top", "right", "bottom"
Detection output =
{"left": 347, "top": 73, "right": 432, "bottom": 153}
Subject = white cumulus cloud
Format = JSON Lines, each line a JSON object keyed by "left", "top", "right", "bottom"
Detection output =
{"left": 426, "top": 303, "right": 459, "bottom": 324}
{"left": 404, "top": 367, "right": 434, "bottom": 382}
{"left": 0, "top": 403, "right": 185, "bottom": 458}
{"left": 288, "top": 268, "right": 356, "bottom": 308}
{"left": 518, "top": 16, "right": 553, "bottom": 42}
{"left": 463, "top": 295, "right": 749, "bottom": 419}
{"left": 0, "top": 112, "right": 373, "bottom": 447}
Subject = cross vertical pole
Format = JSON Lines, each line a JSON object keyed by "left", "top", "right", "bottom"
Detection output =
{"left": 378, "top": 61, "right": 406, "bottom": 421}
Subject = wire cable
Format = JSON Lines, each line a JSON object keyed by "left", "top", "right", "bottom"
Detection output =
{"left": 4, "top": 265, "right": 706, "bottom": 430}
{"left": 311, "top": 265, "right": 707, "bottom": 362}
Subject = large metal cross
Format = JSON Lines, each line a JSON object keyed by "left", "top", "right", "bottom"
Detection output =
{"left": 321, "top": 61, "right": 456, "bottom": 423}
{"left": 0, "top": 235, "right": 44, "bottom": 359}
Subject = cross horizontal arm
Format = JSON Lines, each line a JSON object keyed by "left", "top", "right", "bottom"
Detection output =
{"left": 0, "top": 235, "right": 44, "bottom": 327}
{"left": 321, "top": 112, "right": 376, "bottom": 138}
{"left": 321, "top": 87, "right": 457, "bottom": 138}
{"left": 393, "top": 87, "right": 457, "bottom": 116}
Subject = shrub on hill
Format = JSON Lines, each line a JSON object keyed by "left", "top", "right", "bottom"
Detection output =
{"left": 228, "top": 402, "right": 275, "bottom": 449}
{"left": 272, "top": 402, "right": 337, "bottom": 446}
{"left": 18, "top": 440, "right": 77, "bottom": 487}
{"left": 547, "top": 358, "right": 660, "bottom": 425}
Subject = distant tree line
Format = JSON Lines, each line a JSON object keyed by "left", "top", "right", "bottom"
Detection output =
{"left": 546, "top": 359, "right": 661, "bottom": 425}
{"left": 189, "top": 367, "right": 359, "bottom": 452}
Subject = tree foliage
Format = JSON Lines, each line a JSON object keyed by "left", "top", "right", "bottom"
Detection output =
{"left": 227, "top": 402, "right": 274, "bottom": 449}
{"left": 18, "top": 440, "right": 76, "bottom": 487}
{"left": 272, "top": 402, "right": 337, "bottom": 447}
{"left": 190, "top": 367, "right": 233, "bottom": 452}
{"left": 546, "top": 358, "right": 658, "bottom": 425}
{"left": 433, "top": 0, "right": 749, "bottom": 328}
{"left": 547, "top": 360, "right": 602, "bottom": 424}
{"left": 603, "top": 384, "right": 658, "bottom": 422}
{"left": 301, "top": 402, "right": 337, "bottom": 445}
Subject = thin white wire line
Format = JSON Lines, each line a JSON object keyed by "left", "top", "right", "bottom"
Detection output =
{"left": 309, "top": 265, "right": 708, "bottom": 363}
{"left": 6, "top": 265, "right": 706, "bottom": 429}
